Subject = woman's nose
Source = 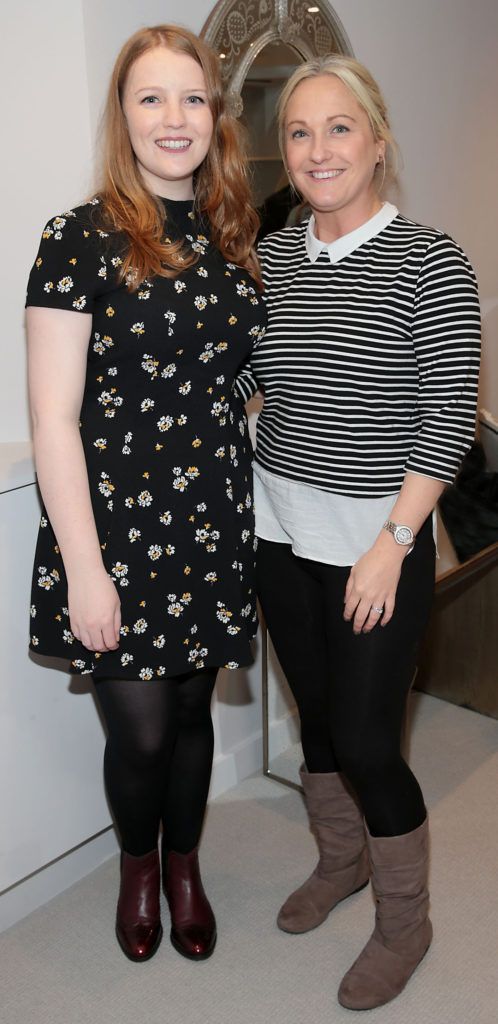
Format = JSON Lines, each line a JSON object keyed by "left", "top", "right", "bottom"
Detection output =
{"left": 310, "top": 133, "right": 332, "bottom": 163}
{"left": 162, "top": 100, "right": 185, "bottom": 128}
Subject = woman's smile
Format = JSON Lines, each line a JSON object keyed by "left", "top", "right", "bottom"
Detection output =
{"left": 308, "top": 168, "right": 345, "bottom": 180}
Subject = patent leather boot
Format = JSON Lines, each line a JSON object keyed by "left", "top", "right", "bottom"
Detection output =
{"left": 165, "top": 848, "right": 216, "bottom": 960}
{"left": 115, "top": 849, "right": 163, "bottom": 962}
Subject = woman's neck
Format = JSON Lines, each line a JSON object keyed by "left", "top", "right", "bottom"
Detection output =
{"left": 312, "top": 193, "right": 382, "bottom": 244}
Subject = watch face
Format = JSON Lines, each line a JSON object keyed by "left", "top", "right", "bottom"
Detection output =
{"left": 395, "top": 526, "right": 414, "bottom": 545}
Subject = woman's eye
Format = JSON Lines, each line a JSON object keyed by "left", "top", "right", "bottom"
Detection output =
{"left": 186, "top": 95, "right": 205, "bottom": 105}
{"left": 290, "top": 129, "right": 307, "bottom": 139}
{"left": 331, "top": 124, "right": 349, "bottom": 134}
{"left": 141, "top": 95, "right": 159, "bottom": 105}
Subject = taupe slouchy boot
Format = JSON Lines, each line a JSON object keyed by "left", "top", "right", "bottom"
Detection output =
{"left": 338, "top": 817, "right": 432, "bottom": 1010}
{"left": 277, "top": 766, "right": 369, "bottom": 933}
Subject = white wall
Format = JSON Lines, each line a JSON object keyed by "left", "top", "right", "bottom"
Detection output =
{"left": 0, "top": 1, "right": 93, "bottom": 443}
{"left": 2, "top": 0, "right": 498, "bottom": 930}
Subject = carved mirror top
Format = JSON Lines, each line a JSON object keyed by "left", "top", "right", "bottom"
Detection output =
{"left": 202, "top": 0, "right": 352, "bottom": 115}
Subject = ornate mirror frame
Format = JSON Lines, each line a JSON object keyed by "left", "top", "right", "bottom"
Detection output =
{"left": 201, "top": 0, "right": 353, "bottom": 116}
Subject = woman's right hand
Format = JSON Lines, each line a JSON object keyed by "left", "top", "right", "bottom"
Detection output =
{"left": 68, "top": 568, "right": 121, "bottom": 652}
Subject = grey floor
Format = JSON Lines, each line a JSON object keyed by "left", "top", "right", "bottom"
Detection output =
{"left": 1, "top": 692, "right": 497, "bottom": 1024}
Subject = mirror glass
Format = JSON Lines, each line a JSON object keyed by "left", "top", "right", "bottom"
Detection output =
{"left": 240, "top": 42, "right": 300, "bottom": 209}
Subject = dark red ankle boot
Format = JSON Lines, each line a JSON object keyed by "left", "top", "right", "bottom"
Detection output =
{"left": 165, "top": 848, "right": 216, "bottom": 960}
{"left": 115, "top": 849, "right": 163, "bottom": 962}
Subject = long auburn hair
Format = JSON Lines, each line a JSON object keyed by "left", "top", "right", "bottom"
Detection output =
{"left": 95, "top": 25, "right": 261, "bottom": 289}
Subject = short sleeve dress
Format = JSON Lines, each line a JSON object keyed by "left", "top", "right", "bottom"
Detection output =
{"left": 26, "top": 198, "right": 266, "bottom": 679}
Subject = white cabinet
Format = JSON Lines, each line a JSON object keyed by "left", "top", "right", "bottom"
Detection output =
{"left": 0, "top": 472, "right": 112, "bottom": 898}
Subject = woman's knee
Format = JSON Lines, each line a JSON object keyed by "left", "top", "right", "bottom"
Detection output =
{"left": 104, "top": 719, "right": 174, "bottom": 770}
{"left": 334, "top": 740, "right": 403, "bottom": 792}
{"left": 175, "top": 671, "right": 216, "bottom": 729}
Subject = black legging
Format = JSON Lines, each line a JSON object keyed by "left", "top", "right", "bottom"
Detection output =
{"left": 95, "top": 668, "right": 217, "bottom": 856}
{"left": 256, "top": 517, "right": 435, "bottom": 837}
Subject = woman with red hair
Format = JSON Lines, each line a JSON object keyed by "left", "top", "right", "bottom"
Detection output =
{"left": 26, "top": 24, "right": 264, "bottom": 963}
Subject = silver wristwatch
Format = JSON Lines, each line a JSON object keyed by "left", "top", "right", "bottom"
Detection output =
{"left": 383, "top": 520, "right": 415, "bottom": 547}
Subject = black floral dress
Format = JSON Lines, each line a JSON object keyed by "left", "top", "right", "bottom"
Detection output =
{"left": 26, "top": 198, "right": 266, "bottom": 679}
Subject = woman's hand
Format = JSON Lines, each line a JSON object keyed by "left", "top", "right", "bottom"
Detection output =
{"left": 343, "top": 472, "right": 445, "bottom": 634}
{"left": 343, "top": 534, "right": 407, "bottom": 634}
{"left": 68, "top": 568, "right": 121, "bottom": 652}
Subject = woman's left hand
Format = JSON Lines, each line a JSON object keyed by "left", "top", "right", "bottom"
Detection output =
{"left": 343, "top": 536, "right": 407, "bottom": 634}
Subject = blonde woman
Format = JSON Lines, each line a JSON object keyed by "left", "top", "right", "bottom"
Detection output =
{"left": 26, "top": 25, "right": 264, "bottom": 963}
{"left": 237, "top": 56, "right": 480, "bottom": 1008}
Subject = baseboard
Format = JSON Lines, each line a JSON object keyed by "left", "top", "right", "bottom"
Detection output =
{"left": 267, "top": 708, "right": 300, "bottom": 760}
{"left": 210, "top": 708, "right": 299, "bottom": 798}
{"left": 211, "top": 729, "right": 263, "bottom": 797}
{"left": 0, "top": 828, "right": 119, "bottom": 934}
{"left": 0, "top": 711, "right": 298, "bottom": 933}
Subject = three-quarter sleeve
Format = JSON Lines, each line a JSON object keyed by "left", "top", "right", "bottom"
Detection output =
{"left": 234, "top": 355, "right": 260, "bottom": 402}
{"left": 26, "top": 204, "right": 115, "bottom": 313}
{"left": 233, "top": 240, "right": 270, "bottom": 403}
{"left": 405, "top": 235, "right": 481, "bottom": 483}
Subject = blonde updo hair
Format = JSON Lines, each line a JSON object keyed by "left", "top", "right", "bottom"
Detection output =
{"left": 277, "top": 55, "right": 398, "bottom": 191}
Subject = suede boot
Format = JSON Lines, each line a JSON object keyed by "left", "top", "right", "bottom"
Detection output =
{"left": 164, "top": 848, "right": 216, "bottom": 960}
{"left": 115, "top": 849, "right": 163, "bottom": 962}
{"left": 338, "top": 817, "right": 432, "bottom": 1010}
{"left": 277, "top": 766, "right": 369, "bottom": 933}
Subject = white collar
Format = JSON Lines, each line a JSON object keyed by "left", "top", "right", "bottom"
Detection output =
{"left": 305, "top": 202, "right": 398, "bottom": 264}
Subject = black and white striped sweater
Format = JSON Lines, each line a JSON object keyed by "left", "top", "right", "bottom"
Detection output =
{"left": 236, "top": 212, "right": 481, "bottom": 498}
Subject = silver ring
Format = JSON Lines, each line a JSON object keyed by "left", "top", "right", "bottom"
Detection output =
{"left": 371, "top": 606, "right": 384, "bottom": 615}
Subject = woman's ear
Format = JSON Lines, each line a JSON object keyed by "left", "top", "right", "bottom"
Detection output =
{"left": 377, "top": 139, "right": 386, "bottom": 164}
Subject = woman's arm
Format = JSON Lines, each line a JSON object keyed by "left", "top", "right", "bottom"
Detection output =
{"left": 233, "top": 238, "right": 270, "bottom": 403}
{"left": 343, "top": 472, "right": 444, "bottom": 634}
{"left": 404, "top": 235, "right": 480, "bottom": 482}
{"left": 345, "top": 234, "right": 480, "bottom": 635}
{"left": 233, "top": 356, "right": 262, "bottom": 403}
{"left": 27, "top": 306, "right": 120, "bottom": 653}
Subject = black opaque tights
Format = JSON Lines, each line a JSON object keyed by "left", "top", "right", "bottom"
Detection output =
{"left": 256, "top": 518, "right": 435, "bottom": 837}
{"left": 95, "top": 668, "right": 217, "bottom": 856}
